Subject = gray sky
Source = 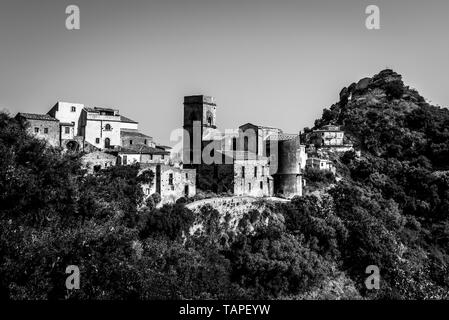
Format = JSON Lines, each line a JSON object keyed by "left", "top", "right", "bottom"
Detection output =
{"left": 0, "top": 0, "right": 448, "bottom": 145}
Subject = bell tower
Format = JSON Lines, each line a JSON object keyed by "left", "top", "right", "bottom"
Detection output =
{"left": 183, "top": 95, "right": 217, "bottom": 168}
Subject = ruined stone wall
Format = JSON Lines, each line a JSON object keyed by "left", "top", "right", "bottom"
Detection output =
{"left": 81, "top": 151, "right": 117, "bottom": 173}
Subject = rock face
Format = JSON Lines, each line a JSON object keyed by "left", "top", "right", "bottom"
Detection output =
{"left": 339, "top": 69, "right": 406, "bottom": 105}
{"left": 187, "top": 196, "right": 287, "bottom": 235}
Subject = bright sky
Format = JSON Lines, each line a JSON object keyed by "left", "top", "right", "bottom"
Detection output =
{"left": 1, "top": 0, "right": 448, "bottom": 145}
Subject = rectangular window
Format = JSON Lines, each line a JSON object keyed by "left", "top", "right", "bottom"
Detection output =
{"left": 162, "top": 155, "right": 165, "bottom": 159}
{"left": 123, "top": 155, "right": 128, "bottom": 165}
{"left": 144, "top": 139, "right": 147, "bottom": 145}
{"left": 71, "top": 106, "right": 76, "bottom": 112}
{"left": 34, "top": 127, "right": 39, "bottom": 133}
{"left": 261, "top": 166, "right": 265, "bottom": 176}
{"left": 65, "top": 127, "right": 70, "bottom": 134}
{"left": 168, "top": 173, "right": 174, "bottom": 185}
{"left": 260, "top": 181, "right": 263, "bottom": 189}
{"left": 95, "top": 138, "right": 100, "bottom": 144}
{"left": 130, "top": 140, "right": 133, "bottom": 145}
{"left": 242, "top": 166, "right": 245, "bottom": 178}
{"left": 248, "top": 183, "right": 251, "bottom": 192}
{"left": 254, "top": 167, "right": 258, "bottom": 178}
{"left": 44, "top": 128, "right": 48, "bottom": 134}
{"left": 150, "top": 154, "right": 153, "bottom": 160}
{"left": 185, "top": 173, "right": 188, "bottom": 179}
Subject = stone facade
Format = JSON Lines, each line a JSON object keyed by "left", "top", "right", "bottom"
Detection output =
{"left": 15, "top": 113, "right": 60, "bottom": 147}
{"left": 140, "top": 163, "right": 196, "bottom": 204}
{"left": 81, "top": 151, "right": 117, "bottom": 173}
{"left": 306, "top": 157, "right": 336, "bottom": 174}
{"left": 121, "top": 129, "right": 155, "bottom": 148}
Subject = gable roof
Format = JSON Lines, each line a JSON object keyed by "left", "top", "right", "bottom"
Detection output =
{"left": 120, "top": 115, "right": 138, "bottom": 124}
{"left": 16, "top": 113, "right": 59, "bottom": 122}
{"left": 120, "top": 129, "right": 152, "bottom": 139}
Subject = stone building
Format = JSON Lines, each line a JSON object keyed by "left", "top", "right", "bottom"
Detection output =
{"left": 47, "top": 102, "right": 85, "bottom": 136}
{"left": 114, "top": 145, "right": 170, "bottom": 166}
{"left": 15, "top": 113, "right": 60, "bottom": 147}
{"left": 271, "top": 137, "right": 304, "bottom": 198}
{"left": 196, "top": 150, "right": 273, "bottom": 197}
{"left": 306, "top": 157, "right": 336, "bottom": 174}
{"left": 182, "top": 95, "right": 305, "bottom": 198}
{"left": 310, "top": 125, "right": 345, "bottom": 146}
{"left": 81, "top": 151, "right": 117, "bottom": 173}
{"left": 140, "top": 163, "right": 196, "bottom": 204}
{"left": 121, "top": 129, "right": 155, "bottom": 148}
{"left": 79, "top": 107, "right": 122, "bottom": 150}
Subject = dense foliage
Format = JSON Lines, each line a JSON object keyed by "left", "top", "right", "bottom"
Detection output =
{"left": 0, "top": 69, "right": 448, "bottom": 299}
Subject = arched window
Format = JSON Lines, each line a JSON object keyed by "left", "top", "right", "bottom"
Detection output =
{"left": 104, "top": 138, "right": 111, "bottom": 149}
{"left": 244, "top": 136, "right": 249, "bottom": 152}
{"left": 105, "top": 124, "right": 111, "bottom": 131}
{"left": 206, "top": 111, "right": 213, "bottom": 126}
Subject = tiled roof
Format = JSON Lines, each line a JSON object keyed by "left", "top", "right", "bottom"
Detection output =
{"left": 120, "top": 115, "right": 138, "bottom": 124}
{"left": 117, "top": 145, "right": 170, "bottom": 155}
{"left": 120, "top": 129, "right": 151, "bottom": 138}
{"left": 16, "top": 113, "right": 58, "bottom": 122}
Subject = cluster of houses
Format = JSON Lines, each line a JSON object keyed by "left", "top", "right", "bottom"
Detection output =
{"left": 15, "top": 96, "right": 353, "bottom": 204}
{"left": 16, "top": 102, "right": 195, "bottom": 204}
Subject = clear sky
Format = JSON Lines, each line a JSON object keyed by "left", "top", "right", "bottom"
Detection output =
{"left": 0, "top": 0, "right": 448, "bottom": 145}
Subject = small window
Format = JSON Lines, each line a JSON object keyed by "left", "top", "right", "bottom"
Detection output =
{"left": 130, "top": 140, "right": 133, "bottom": 145}
{"left": 105, "top": 124, "right": 111, "bottom": 131}
{"left": 150, "top": 154, "right": 153, "bottom": 160}
{"left": 260, "top": 181, "right": 263, "bottom": 189}
{"left": 95, "top": 138, "right": 100, "bottom": 144}
{"left": 44, "top": 128, "right": 48, "bottom": 134}
{"left": 254, "top": 167, "right": 258, "bottom": 178}
{"left": 123, "top": 155, "right": 128, "bottom": 165}
{"left": 144, "top": 139, "right": 147, "bottom": 145}
{"left": 168, "top": 173, "right": 174, "bottom": 185}
{"left": 185, "top": 173, "right": 188, "bottom": 179}
{"left": 34, "top": 127, "right": 39, "bottom": 133}
{"left": 248, "top": 183, "right": 251, "bottom": 192}
{"left": 162, "top": 155, "right": 165, "bottom": 160}
{"left": 65, "top": 127, "right": 70, "bottom": 134}
{"left": 241, "top": 166, "right": 245, "bottom": 178}
{"left": 71, "top": 106, "right": 76, "bottom": 112}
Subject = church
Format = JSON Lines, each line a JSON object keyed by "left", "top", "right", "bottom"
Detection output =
{"left": 182, "top": 95, "right": 306, "bottom": 198}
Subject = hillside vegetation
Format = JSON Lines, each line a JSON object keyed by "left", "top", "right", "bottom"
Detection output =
{"left": 0, "top": 69, "right": 448, "bottom": 299}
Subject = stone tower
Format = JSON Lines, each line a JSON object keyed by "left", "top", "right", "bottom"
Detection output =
{"left": 272, "top": 137, "right": 303, "bottom": 198}
{"left": 183, "top": 95, "right": 217, "bottom": 168}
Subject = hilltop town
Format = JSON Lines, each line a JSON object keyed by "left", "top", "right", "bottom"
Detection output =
{"left": 15, "top": 96, "right": 354, "bottom": 205}
{"left": 2, "top": 69, "right": 449, "bottom": 300}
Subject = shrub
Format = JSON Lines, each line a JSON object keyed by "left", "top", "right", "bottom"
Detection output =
{"left": 151, "top": 192, "right": 161, "bottom": 205}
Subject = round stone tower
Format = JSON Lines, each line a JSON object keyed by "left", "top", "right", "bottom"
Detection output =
{"left": 273, "top": 137, "right": 303, "bottom": 198}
